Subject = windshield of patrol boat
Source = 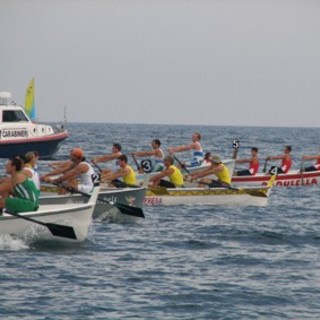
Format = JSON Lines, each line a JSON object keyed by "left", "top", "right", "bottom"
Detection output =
{"left": 2, "top": 110, "right": 29, "bottom": 122}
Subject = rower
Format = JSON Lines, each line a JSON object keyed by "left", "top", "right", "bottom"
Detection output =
{"left": 234, "top": 147, "right": 259, "bottom": 176}
{"left": 0, "top": 157, "right": 39, "bottom": 214}
{"left": 301, "top": 153, "right": 320, "bottom": 172}
{"left": 266, "top": 145, "right": 292, "bottom": 174}
{"left": 167, "top": 132, "right": 204, "bottom": 168}
{"left": 41, "top": 147, "right": 98, "bottom": 194}
{"left": 91, "top": 143, "right": 122, "bottom": 174}
{"left": 149, "top": 155, "right": 184, "bottom": 188}
{"left": 100, "top": 154, "right": 138, "bottom": 188}
{"left": 190, "top": 154, "right": 231, "bottom": 188}
{"left": 132, "top": 139, "right": 165, "bottom": 173}
{"left": 22, "top": 151, "right": 41, "bottom": 193}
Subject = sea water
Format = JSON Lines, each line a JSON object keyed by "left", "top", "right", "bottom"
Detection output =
{"left": 0, "top": 123, "right": 320, "bottom": 319}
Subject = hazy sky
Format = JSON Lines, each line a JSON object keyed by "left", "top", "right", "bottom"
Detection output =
{"left": 1, "top": 0, "right": 320, "bottom": 126}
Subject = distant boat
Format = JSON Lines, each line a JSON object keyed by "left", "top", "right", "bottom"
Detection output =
{"left": 0, "top": 82, "right": 69, "bottom": 159}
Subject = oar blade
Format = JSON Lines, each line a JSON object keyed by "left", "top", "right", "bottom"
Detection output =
{"left": 242, "top": 189, "right": 268, "bottom": 198}
{"left": 113, "top": 202, "right": 145, "bottom": 218}
{"left": 61, "top": 185, "right": 145, "bottom": 219}
{"left": 45, "top": 223, "right": 77, "bottom": 239}
{"left": 5, "top": 210, "right": 78, "bottom": 240}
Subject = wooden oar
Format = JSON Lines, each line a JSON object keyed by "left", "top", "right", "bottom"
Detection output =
{"left": 92, "top": 162, "right": 103, "bottom": 173}
{"left": 131, "top": 154, "right": 141, "bottom": 171}
{"left": 232, "top": 139, "right": 240, "bottom": 159}
{"left": 57, "top": 184, "right": 145, "bottom": 218}
{"left": 185, "top": 177, "right": 274, "bottom": 198}
{"left": 300, "top": 158, "right": 304, "bottom": 185}
{"left": 148, "top": 186, "right": 170, "bottom": 195}
{"left": 4, "top": 210, "right": 77, "bottom": 240}
{"left": 47, "top": 178, "right": 145, "bottom": 218}
{"left": 262, "top": 159, "right": 269, "bottom": 173}
{"left": 173, "top": 155, "right": 191, "bottom": 175}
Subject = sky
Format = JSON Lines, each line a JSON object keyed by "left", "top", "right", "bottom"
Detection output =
{"left": 1, "top": 0, "right": 320, "bottom": 126}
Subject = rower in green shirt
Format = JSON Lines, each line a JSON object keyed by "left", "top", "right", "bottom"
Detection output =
{"left": 0, "top": 157, "right": 39, "bottom": 214}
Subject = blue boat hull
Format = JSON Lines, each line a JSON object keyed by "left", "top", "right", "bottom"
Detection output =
{"left": 0, "top": 134, "right": 68, "bottom": 159}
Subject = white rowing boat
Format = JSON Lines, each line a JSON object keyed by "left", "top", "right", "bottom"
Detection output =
{"left": 144, "top": 185, "right": 272, "bottom": 207}
{"left": 0, "top": 187, "right": 99, "bottom": 243}
{"left": 232, "top": 169, "right": 320, "bottom": 187}
{"left": 40, "top": 183, "right": 146, "bottom": 218}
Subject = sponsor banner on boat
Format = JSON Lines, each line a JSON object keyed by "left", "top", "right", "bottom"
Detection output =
{"left": 262, "top": 178, "right": 318, "bottom": 187}
{"left": 144, "top": 197, "right": 163, "bottom": 206}
{"left": 0, "top": 129, "right": 28, "bottom": 139}
{"left": 98, "top": 196, "right": 118, "bottom": 204}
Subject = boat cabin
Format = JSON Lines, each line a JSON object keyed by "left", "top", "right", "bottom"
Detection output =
{"left": 0, "top": 91, "right": 55, "bottom": 139}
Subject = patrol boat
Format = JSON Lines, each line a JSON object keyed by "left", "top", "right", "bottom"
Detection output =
{"left": 0, "top": 91, "right": 69, "bottom": 159}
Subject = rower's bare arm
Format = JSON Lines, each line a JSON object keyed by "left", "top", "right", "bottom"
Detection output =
{"left": 266, "top": 155, "right": 283, "bottom": 161}
{"left": 77, "top": 163, "right": 90, "bottom": 174}
{"left": 52, "top": 168, "right": 78, "bottom": 183}
{"left": 132, "top": 150, "right": 155, "bottom": 157}
{"left": 168, "top": 145, "right": 191, "bottom": 153}
{"left": 235, "top": 158, "right": 250, "bottom": 164}
{"left": 21, "top": 169, "right": 33, "bottom": 179}
{"left": 92, "top": 154, "right": 118, "bottom": 163}
{"left": 102, "top": 170, "right": 121, "bottom": 181}
{"left": 150, "top": 168, "right": 171, "bottom": 182}
{"left": 192, "top": 167, "right": 212, "bottom": 179}
{"left": 302, "top": 155, "right": 320, "bottom": 161}
{"left": 48, "top": 161, "right": 71, "bottom": 171}
{"left": 41, "top": 163, "right": 74, "bottom": 179}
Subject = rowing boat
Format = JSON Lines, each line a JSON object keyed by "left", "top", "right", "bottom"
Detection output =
{"left": 232, "top": 169, "right": 320, "bottom": 187}
{"left": 144, "top": 185, "right": 272, "bottom": 207}
{"left": 0, "top": 187, "right": 99, "bottom": 243}
{"left": 40, "top": 183, "right": 146, "bottom": 218}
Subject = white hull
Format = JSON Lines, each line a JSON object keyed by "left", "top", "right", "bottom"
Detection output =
{"left": 40, "top": 184, "right": 146, "bottom": 218}
{"left": 0, "top": 188, "right": 99, "bottom": 243}
{"left": 144, "top": 186, "right": 271, "bottom": 207}
{"left": 232, "top": 170, "right": 320, "bottom": 187}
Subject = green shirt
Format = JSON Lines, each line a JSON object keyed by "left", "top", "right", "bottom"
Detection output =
{"left": 13, "top": 178, "right": 39, "bottom": 204}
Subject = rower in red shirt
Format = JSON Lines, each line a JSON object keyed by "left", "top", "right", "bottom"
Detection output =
{"left": 266, "top": 145, "right": 292, "bottom": 174}
{"left": 301, "top": 153, "right": 320, "bottom": 172}
{"left": 234, "top": 147, "right": 259, "bottom": 176}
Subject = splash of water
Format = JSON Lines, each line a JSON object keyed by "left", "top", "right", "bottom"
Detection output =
{"left": 0, "top": 235, "right": 30, "bottom": 251}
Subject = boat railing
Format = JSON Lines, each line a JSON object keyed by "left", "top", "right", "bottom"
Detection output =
{"left": 53, "top": 123, "right": 68, "bottom": 134}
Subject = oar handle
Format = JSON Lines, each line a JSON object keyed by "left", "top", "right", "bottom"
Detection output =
{"left": 131, "top": 154, "right": 141, "bottom": 171}
{"left": 262, "top": 159, "right": 268, "bottom": 173}
{"left": 92, "top": 163, "right": 103, "bottom": 173}
{"left": 232, "top": 139, "right": 240, "bottom": 159}
{"left": 4, "top": 210, "right": 77, "bottom": 239}
{"left": 300, "top": 158, "right": 305, "bottom": 185}
{"left": 173, "top": 156, "right": 191, "bottom": 175}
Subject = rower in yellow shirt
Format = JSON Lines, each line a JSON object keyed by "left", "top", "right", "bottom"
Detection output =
{"left": 190, "top": 154, "right": 231, "bottom": 188}
{"left": 149, "top": 156, "right": 184, "bottom": 188}
{"left": 101, "top": 154, "right": 137, "bottom": 187}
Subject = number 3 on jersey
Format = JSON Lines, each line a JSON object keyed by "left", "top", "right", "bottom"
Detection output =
{"left": 140, "top": 159, "right": 153, "bottom": 173}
